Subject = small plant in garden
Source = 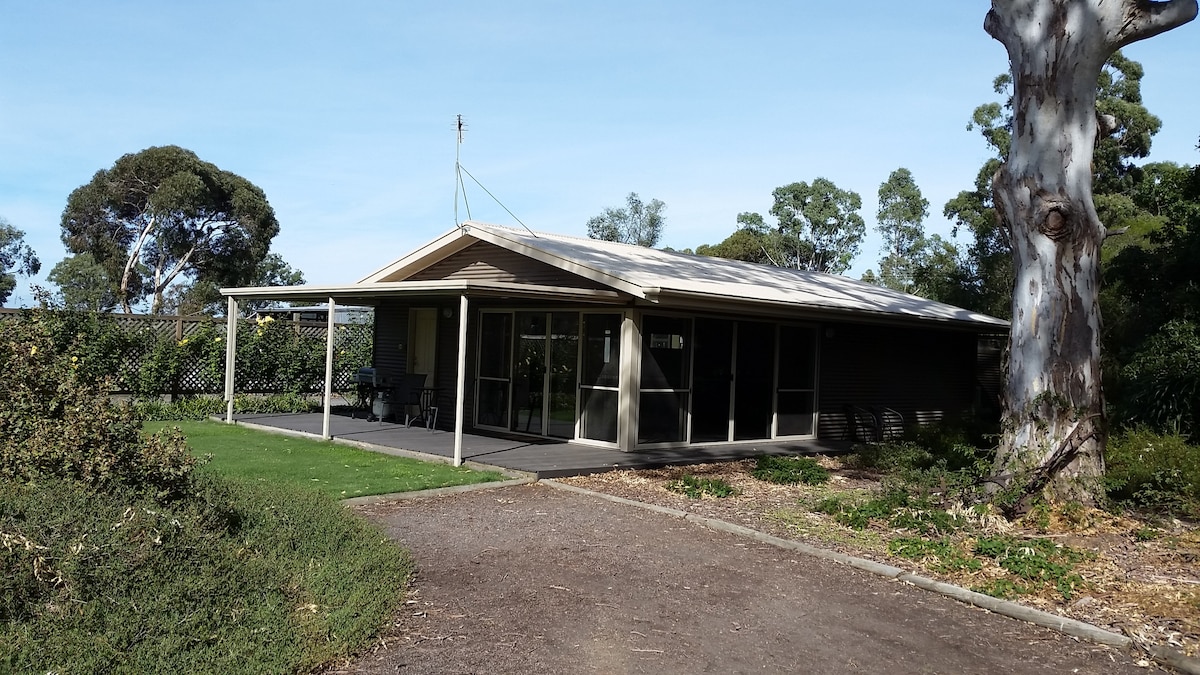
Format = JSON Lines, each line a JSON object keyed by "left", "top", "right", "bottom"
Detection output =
{"left": 666, "top": 474, "right": 738, "bottom": 499}
{"left": 971, "top": 578, "right": 1028, "bottom": 600}
{"left": 888, "top": 537, "right": 982, "bottom": 573}
{"left": 973, "top": 536, "right": 1087, "bottom": 600}
{"left": 751, "top": 455, "right": 830, "bottom": 485}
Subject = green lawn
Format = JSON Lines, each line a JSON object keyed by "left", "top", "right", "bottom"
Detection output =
{"left": 146, "top": 420, "right": 505, "bottom": 498}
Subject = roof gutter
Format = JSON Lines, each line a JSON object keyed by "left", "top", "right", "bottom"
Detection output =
{"left": 642, "top": 287, "right": 1009, "bottom": 332}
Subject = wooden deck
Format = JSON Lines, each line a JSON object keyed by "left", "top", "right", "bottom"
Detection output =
{"left": 230, "top": 412, "right": 851, "bottom": 478}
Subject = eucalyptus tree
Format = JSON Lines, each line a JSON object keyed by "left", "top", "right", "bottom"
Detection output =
{"left": 875, "top": 168, "right": 929, "bottom": 293}
{"left": 0, "top": 217, "right": 40, "bottom": 306}
{"left": 47, "top": 253, "right": 119, "bottom": 312}
{"left": 61, "top": 146, "right": 280, "bottom": 314}
{"left": 586, "top": 192, "right": 666, "bottom": 247}
{"left": 983, "top": 0, "right": 1196, "bottom": 511}
{"left": 767, "top": 178, "right": 865, "bottom": 274}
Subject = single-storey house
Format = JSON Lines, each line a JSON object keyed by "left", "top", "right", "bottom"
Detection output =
{"left": 220, "top": 221, "right": 1007, "bottom": 464}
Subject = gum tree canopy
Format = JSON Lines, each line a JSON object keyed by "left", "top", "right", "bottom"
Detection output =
{"left": 985, "top": 0, "right": 1196, "bottom": 510}
{"left": 61, "top": 146, "right": 279, "bottom": 314}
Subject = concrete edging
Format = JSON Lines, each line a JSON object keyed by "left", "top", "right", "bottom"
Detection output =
{"left": 542, "top": 479, "right": 1200, "bottom": 674}
{"left": 342, "top": 477, "right": 536, "bottom": 506}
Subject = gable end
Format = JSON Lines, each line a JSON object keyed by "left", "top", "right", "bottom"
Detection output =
{"left": 404, "top": 241, "right": 611, "bottom": 291}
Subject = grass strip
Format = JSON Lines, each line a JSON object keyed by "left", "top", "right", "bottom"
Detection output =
{"left": 147, "top": 420, "right": 503, "bottom": 498}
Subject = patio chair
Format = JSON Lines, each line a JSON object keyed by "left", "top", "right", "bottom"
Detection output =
{"left": 396, "top": 373, "right": 429, "bottom": 427}
{"left": 872, "top": 406, "right": 905, "bottom": 441}
{"left": 843, "top": 405, "right": 879, "bottom": 442}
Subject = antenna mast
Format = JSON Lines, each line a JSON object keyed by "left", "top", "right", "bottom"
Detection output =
{"left": 451, "top": 115, "right": 536, "bottom": 237}
{"left": 454, "top": 114, "right": 471, "bottom": 227}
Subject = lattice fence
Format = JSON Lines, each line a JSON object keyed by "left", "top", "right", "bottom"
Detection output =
{"left": 0, "top": 309, "right": 373, "bottom": 396}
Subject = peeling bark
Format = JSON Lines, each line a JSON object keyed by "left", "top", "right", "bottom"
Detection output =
{"left": 985, "top": 0, "right": 1196, "bottom": 507}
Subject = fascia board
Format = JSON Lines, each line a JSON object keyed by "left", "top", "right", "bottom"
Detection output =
{"left": 356, "top": 227, "right": 476, "bottom": 283}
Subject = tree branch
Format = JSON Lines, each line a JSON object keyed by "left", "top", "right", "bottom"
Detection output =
{"left": 1115, "top": 0, "right": 1198, "bottom": 48}
{"left": 120, "top": 212, "right": 156, "bottom": 313}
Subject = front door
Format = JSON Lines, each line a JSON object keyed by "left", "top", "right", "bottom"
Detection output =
{"left": 408, "top": 308, "right": 437, "bottom": 387}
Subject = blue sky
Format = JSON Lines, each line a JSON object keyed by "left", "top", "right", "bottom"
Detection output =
{"left": 2, "top": 1, "right": 1198, "bottom": 307}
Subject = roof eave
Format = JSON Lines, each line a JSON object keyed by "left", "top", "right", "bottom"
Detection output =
{"left": 643, "top": 288, "right": 1009, "bottom": 331}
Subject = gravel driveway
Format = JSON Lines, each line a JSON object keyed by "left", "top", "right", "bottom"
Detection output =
{"left": 343, "top": 483, "right": 1147, "bottom": 674}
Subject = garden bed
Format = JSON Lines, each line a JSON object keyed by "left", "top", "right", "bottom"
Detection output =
{"left": 560, "top": 456, "right": 1200, "bottom": 658}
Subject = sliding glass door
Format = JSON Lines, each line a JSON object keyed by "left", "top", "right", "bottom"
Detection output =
{"left": 682, "top": 318, "right": 817, "bottom": 444}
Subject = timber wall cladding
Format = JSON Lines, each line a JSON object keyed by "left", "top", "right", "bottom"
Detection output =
{"left": 816, "top": 323, "right": 976, "bottom": 440}
{"left": 406, "top": 241, "right": 610, "bottom": 290}
{"left": 372, "top": 302, "right": 409, "bottom": 385}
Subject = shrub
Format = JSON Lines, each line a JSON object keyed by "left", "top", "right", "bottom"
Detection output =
{"left": 851, "top": 441, "right": 938, "bottom": 472}
{"left": 0, "top": 310, "right": 199, "bottom": 500}
{"left": 751, "top": 455, "right": 831, "bottom": 485}
{"left": 1105, "top": 426, "right": 1200, "bottom": 514}
{"left": 134, "top": 392, "right": 317, "bottom": 421}
{"left": 1118, "top": 319, "right": 1200, "bottom": 435}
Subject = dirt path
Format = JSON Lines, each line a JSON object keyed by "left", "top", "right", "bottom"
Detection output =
{"left": 343, "top": 483, "right": 1150, "bottom": 674}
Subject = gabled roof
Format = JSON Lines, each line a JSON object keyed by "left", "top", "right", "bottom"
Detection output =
{"left": 359, "top": 222, "right": 1007, "bottom": 329}
{"left": 227, "top": 221, "right": 1007, "bottom": 330}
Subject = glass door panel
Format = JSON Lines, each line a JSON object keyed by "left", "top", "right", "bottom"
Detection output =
{"left": 690, "top": 318, "right": 734, "bottom": 443}
{"left": 511, "top": 312, "right": 547, "bottom": 434}
{"left": 734, "top": 321, "right": 775, "bottom": 441}
{"left": 476, "top": 313, "right": 512, "bottom": 428}
{"left": 638, "top": 315, "right": 691, "bottom": 443}
{"left": 547, "top": 312, "right": 579, "bottom": 438}
{"left": 580, "top": 313, "right": 622, "bottom": 443}
{"left": 776, "top": 325, "right": 817, "bottom": 437}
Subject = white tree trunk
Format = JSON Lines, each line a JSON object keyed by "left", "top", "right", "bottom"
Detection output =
{"left": 986, "top": 0, "right": 1196, "bottom": 510}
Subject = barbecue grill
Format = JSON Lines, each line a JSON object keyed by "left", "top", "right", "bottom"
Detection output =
{"left": 352, "top": 367, "right": 390, "bottom": 420}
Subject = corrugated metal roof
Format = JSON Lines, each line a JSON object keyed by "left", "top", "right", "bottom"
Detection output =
{"left": 462, "top": 222, "right": 1008, "bottom": 328}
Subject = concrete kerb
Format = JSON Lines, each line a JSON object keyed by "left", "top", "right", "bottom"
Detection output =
{"left": 542, "top": 479, "right": 1200, "bottom": 674}
{"left": 341, "top": 478, "right": 535, "bottom": 506}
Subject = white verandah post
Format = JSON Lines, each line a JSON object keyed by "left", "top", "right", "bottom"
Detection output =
{"left": 224, "top": 297, "right": 238, "bottom": 423}
{"left": 322, "top": 298, "right": 337, "bottom": 440}
{"left": 453, "top": 294, "right": 469, "bottom": 467}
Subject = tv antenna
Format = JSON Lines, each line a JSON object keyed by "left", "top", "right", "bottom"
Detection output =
{"left": 453, "top": 115, "right": 536, "bottom": 236}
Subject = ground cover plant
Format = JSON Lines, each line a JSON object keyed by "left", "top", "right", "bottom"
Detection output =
{"left": 133, "top": 391, "right": 317, "bottom": 421}
{"left": 666, "top": 474, "right": 738, "bottom": 499}
{"left": 148, "top": 420, "right": 505, "bottom": 499}
{"left": 751, "top": 454, "right": 830, "bottom": 485}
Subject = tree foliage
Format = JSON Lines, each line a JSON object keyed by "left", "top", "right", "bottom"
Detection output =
{"left": 709, "top": 179, "right": 865, "bottom": 274}
{"left": 60, "top": 146, "right": 280, "bottom": 314}
{"left": 874, "top": 168, "right": 930, "bottom": 293}
{"left": 47, "top": 253, "right": 120, "bottom": 312}
{"left": 164, "top": 253, "right": 306, "bottom": 316}
{"left": 0, "top": 217, "right": 41, "bottom": 306}
{"left": 586, "top": 192, "right": 666, "bottom": 247}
